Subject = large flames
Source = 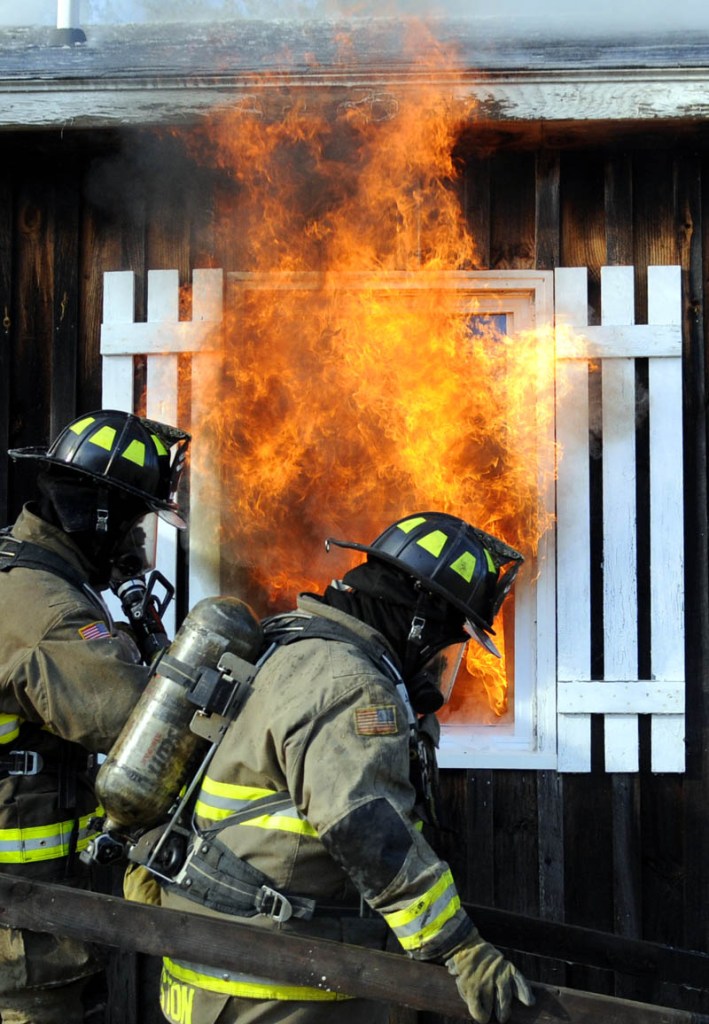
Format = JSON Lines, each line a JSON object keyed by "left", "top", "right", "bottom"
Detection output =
{"left": 178, "top": 43, "right": 559, "bottom": 722}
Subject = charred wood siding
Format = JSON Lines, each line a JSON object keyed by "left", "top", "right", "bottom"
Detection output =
{"left": 0, "top": 127, "right": 707, "bottom": 1020}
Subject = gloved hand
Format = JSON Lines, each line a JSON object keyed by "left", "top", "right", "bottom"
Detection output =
{"left": 123, "top": 862, "right": 162, "bottom": 906}
{"left": 445, "top": 928, "right": 535, "bottom": 1024}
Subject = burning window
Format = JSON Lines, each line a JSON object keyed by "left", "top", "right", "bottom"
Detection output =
{"left": 211, "top": 270, "right": 557, "bottom": 768}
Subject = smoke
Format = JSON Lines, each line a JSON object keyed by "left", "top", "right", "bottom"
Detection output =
{"left": 4, "top": 0, "right": 709, "bottom": 31}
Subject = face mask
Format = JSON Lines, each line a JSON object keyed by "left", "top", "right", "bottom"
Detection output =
{"left": 419, "top": 642, "right": 468, "bottom": 705}
{"left": 406, "top": 641, "right": 469, "bottom": 712}
{"left": 110, "top": 513, "right": 158, "bottom": 581}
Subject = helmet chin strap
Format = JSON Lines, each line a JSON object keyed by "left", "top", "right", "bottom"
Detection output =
{"left": 96, "top": 487, "right": 110, "bottom": 534}
{"left": 403, "top": 590, "right": 430, "bottom": 678}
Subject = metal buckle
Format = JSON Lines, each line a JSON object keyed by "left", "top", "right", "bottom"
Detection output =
{"left": 256, "top": 885, "right": 293, "bottom": 923}
{"left": 8, "top": 750, "right": 43, "bottom": 776}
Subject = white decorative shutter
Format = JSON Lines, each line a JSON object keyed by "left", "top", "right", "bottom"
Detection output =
{"left": 101, "top": 269, "right": 224, "bottom": 630}
{"left": 555, "top": 265, "right": 685, "bottom": 772}
{"left": 100, "top": 265, "right": 685, "bottom": 774}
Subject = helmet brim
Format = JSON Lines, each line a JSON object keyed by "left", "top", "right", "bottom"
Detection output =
{"left": 9, "top": 447, "right": 187, "bottom": 528}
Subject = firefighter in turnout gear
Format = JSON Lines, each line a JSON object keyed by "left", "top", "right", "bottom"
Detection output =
{"left": 156, "top": 512, "right": 534, "bottom": 1024}
{"left": 0, "top": 410, "right": 190, "bottom": 1024}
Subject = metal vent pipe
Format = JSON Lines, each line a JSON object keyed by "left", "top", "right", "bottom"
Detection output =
{"left": 52, "top": 0, "right": 86, "bottom": 45}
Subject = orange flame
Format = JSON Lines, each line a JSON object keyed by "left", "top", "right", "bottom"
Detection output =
{"left": 177, "top": 41, "right": 561, "bottom": 722}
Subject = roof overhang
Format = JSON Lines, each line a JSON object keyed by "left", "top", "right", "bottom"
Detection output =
{"left": 3, "top": 19, "right": 709, "bottom": 134}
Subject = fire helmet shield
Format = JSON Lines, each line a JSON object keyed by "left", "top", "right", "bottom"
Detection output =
{"left": 421, "top": 642, "right": 468, "bottom": 704}
{"left": 9, "top": 410, "right": 190, "bottom": 528}
{"left": 326, "top": 511, "right": 524, "bottom": 640}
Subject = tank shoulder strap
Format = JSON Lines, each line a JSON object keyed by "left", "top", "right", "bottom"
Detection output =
{"left": 0, "top": 533, "right": 111, "bottom": 624}
{"left": 267, "top": 613, "right": 402, "bottom": 685}
{"left": 0, "top": 534, "right": 87, "bottom": 592}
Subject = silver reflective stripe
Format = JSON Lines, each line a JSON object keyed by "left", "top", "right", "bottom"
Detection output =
{"left": 0, "top": 813, "right": 98, "bottom": 864}
{"left": 388, "top": 883, "right": 459, "bottom": 943}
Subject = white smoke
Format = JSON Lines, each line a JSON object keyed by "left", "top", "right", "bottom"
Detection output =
{"left": 1, "top": 0, "right": 708, "bottom": 32}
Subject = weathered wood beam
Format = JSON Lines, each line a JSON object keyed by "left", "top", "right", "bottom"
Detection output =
{"left": 0, "top": 874, "right": 706, "bottom": 1024}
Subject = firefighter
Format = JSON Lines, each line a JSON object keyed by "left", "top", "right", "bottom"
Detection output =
{"left": 156, "top": 511, "right": 535, "bottom": 1024}
{"left": 0, "top": 409, "right": 190, "bottom": 1024}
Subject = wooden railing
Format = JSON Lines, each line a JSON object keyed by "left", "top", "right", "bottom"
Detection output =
{"left": 0, "top": 874, "right": 706, "bottom": 1024}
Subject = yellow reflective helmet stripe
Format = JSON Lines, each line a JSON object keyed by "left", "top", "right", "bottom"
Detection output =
{"left": 151, "top": 433, "right": 169, "bottom": 457}
{"left": 88, "top": 425, "right": 116, "bottom": 452}
{"left": 163, "top": 958, "right": 351, "bottom": 1002}
{"left": 397, "top": 516, "right": 427, "bottom": 534}
{"left": 121, "top": 439, "right": 146, "bottom": 467}
{"left": 0, "top": 810, "right": 99, "bottom": 864}
{"left": 0, "top": 714, "right": 20, "bottom": 745}
{"left": 382, "top": 869, "right": 462, "bottom": 951}
{"left": 450, "top": 551, "right": 476, "bottom": 583}
{"left": 416, "top": 529, "right": 447, "bottom": 557}
{"left": 69, "top": 415, "right": 96, "bottom": 436}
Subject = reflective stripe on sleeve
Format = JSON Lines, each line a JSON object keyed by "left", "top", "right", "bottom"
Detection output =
{"left": 0, "top": 810, "right": 99, "bottom": 864}
{"left": 382, "top": 868, "right": 462, "bottom": 951}
{"left": 194, "top": 777, "right": 318, "bottom": 837}
{"left": 163, "top": 957, "right": 352, "bottom": 1002}
{"left": 0, "top": 715, "right": 21, "bottom": 745}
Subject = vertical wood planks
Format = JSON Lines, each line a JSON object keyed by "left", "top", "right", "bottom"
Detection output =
{"left": 647, "top": 265, "right": 685, "bottom": 772}
{"left": 555, "top": 267, "right": 593, "bottom": 772}
{"left": 145, "top": 271, "right": 180, "bottom": 637}
{"left": 101, "top": 271, "right": 135, "bottom": 410}
{"left": 601, "top": 266, "right": 639, "bottom": 772}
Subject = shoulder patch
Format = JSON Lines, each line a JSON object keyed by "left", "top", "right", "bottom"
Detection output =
{"left": 78, "top": 621, "right": 111, "bottom": 641}
{"left": 354, "top": 704, "right": 398, "bottom": 736}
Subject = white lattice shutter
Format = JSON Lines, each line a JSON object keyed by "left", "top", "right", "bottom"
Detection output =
{"left": 101, "top": 269, "right": 224, "bottom": 631}
{"left": 555, "top": 265, "right": 685, "bottom": 772}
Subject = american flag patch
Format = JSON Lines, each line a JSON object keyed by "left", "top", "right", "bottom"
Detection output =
{"left": 354, "top": 704, "right": 397, "bottom": 736}
{"left": 78, "top": 621, "right": 111, "bottom": 641}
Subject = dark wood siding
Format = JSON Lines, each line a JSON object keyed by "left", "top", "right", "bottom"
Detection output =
{"left": 1, "top": 124, "right": 708, "bottom": 1021}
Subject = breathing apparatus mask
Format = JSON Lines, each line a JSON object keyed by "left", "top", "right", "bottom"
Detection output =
{"left": 110, "top": 513, "right": 159, "bottom": 581}
{"left": 410, "top": 638, "right": 468, "bottom": 710}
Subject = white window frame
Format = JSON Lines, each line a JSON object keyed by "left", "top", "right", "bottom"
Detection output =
{"left": 227, "top": 269, "right": 558, "bottom": 770}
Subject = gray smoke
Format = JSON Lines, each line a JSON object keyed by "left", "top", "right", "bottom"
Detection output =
{"left": 3, "top": 0, "right": 709, "bottom": 30}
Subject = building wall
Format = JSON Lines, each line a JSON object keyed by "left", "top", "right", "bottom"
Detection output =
{"left": 1, "top": 125, "right": 707, "bottom": 1020}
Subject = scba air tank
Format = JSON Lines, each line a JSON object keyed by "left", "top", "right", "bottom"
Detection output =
{"left": 96, "top": 596, "right": 263, "bottom": 833}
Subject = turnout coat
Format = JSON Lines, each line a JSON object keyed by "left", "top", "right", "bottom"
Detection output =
{"left": 159, "top": 594, "right": 474, "bottom": 1020}
{"left": 0, "top": 504, "right": 148, "bottom": 991}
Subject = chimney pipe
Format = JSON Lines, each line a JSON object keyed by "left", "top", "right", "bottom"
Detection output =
{"left": 52, "top": 0, "right": 86, "bottom": 46}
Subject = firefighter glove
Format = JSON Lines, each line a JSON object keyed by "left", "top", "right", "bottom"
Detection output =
{"left": 445, "top": 928, "right": 535, "bottom": 1024}
{"left": 123, "top": 863, "right": 162, "bottom": 906}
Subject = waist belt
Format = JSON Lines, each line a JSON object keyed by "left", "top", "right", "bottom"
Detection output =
{"left": 0, "top": 749, "right": 96, "bottom": 779}
{"left": 165, "top": 835, "right": 364, "bottom": 924}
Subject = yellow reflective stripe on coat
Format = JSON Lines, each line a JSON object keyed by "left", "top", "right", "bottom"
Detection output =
{"left": 0, "top": 810, "right": 99, "bottom": 864}
{"left": 194, "top": 777, "right": 318, "bottom": 837}
{"left": 163, "top": 957, "right": 352, "bottom": 1002}
{"left": 0, "top": 714, "right": 20, "bottom": 744}
{"left": 382, "top": 869, "right": 461, "bottom": 951}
